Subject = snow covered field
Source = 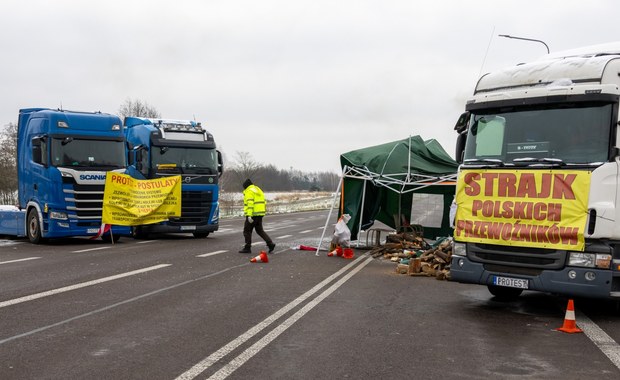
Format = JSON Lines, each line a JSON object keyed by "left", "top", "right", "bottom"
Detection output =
{"left": 219, "top": 191, "right": 335, "bottom": 218}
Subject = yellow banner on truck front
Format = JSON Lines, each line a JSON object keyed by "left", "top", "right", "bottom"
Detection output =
{"left": 102, "top": 172, "right": 181, "bottom": 226}
{"left": 454, "top": 169, "right": 590, "bottom": 251}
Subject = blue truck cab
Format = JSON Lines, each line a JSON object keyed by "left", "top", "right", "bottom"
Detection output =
{"left": 124, "top": 117, "right": 222, "bottom": 238}
{"left": 0, "top": 108, "right": 131, "bottom": 243}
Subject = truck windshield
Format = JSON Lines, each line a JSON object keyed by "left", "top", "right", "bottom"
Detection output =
{"left": 51, "top": 138, "right": 125, "bottom": 168}
{"left": 151, "top": 147, "right": 218, "bottom": 174}
{"left": 463, "top": 103, "right": 613, "bottom": 165}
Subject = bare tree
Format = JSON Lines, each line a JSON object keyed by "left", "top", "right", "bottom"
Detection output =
{"left": 231, "top": 151, "right": 262, "bottom": 184}
{"left": 118, "top": 98, "right": 161, "bottom": 119}
{"left": 0, "top": 122, "right": 18, "bottom": 204}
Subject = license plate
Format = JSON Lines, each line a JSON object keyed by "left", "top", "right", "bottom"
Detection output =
{"left": 180, "top": 225, "right": 196, "bottom": 231}
{"left": 87, "top": 228, "right": 99, "bottom": 234}
{"left": 493, "top": 276, "right": 529, "bottom": 289}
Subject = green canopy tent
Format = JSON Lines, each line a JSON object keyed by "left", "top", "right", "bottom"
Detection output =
{"left": 317, "top": 136, "right": 458, "bottom": 253}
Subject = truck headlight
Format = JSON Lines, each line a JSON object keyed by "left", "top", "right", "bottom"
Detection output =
{"left": 569, "top": 252, "right": 612, "bottom": 269}
{"left": 49, "top": 211, "right": 68, "bottom": 220}
{"left": 568, "top": 252, "right": 594, "bottom": 267}
{"left": 453, "top": 242, "right": 466, "bottom": 256}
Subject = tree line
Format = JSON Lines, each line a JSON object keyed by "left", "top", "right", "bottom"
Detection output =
{"left": 221, "top": 151, "right": 339, "bottom": 193}
{"left": 0, "top": 99, "right": 340, "bottom": 204}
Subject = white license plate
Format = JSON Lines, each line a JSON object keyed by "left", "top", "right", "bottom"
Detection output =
{"left": 87, "top": 228, "right": 99, "bottom": 234}
{"left": 180, "top": 225, "right": 196, "bottom": 231}
{"left": 493, "top": 276, "right": 529, "bottom": 289}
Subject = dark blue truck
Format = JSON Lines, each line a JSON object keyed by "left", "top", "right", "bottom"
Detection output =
{"left": 0, "top": 108, "right": 131, "bottom": 243}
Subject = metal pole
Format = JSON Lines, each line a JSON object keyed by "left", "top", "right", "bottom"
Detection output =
{"left": 357, "top": 179, "right": 367, "bottom": 247}
{"left": 498, "top": 34, "right": 550, "bottom": 54}
{"left": 316, "top": 171, "right": 344, "bottom": 256}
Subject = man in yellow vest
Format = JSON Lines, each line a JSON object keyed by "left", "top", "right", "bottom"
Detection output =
{"left": 239, "top": 179, "right": 276, "bottom": 254}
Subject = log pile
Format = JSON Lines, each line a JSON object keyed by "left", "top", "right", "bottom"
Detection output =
{"left": 369, "top": 232, "right": 453, "bottom": 280}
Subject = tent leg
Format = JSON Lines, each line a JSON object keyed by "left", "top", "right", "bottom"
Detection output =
{"left": 316, "top": 176, "right": 343, "bottom": 256}
{"left": 356, "top": 180, "right": 367, "bottom": 248}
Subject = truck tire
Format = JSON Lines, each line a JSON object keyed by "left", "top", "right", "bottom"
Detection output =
{"left": 487, "top": 285, "right": 523, "bottom": 301}
{"left": 132, "top": 227, "right": 149, "bottom": 240}
{"left": 193, "top": 232, "right": 210, "bottom": 238}
{"left": 27, "top": 209, "right": 43, "bottom": 244}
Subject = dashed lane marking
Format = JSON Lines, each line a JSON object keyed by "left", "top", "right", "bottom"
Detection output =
{"left": 72, "top": 247, "right": 111, "bottom": 253}
{"left": 0, "top": 264, "right": 171, "bottom": 309}
{"left": 196, "top": 250, "right": 228, "bottom": 258}
{"left": 276, "top": 235, "right": 292, "bottom": 239}
{"left": 0, "top": 257, "right": 41, "bottom": 265}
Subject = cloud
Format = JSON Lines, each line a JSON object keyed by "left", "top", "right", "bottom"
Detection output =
{"left": 1, "top": 0, "right": 619, "bottom": 172}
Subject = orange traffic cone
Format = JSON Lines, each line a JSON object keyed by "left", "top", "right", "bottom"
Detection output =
{"left": 556, "top": 299, "right": 582, "bottom": 333}
{"left": 328, "top": 247, "right": 343, "bottom": 257}
{"left": 250, "top": 251, "right": 269, "bottom": 263}
{"left": 342, "top": 248, "right": 354, "bottom": 259}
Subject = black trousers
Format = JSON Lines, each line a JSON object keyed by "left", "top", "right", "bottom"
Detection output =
{"left": 243, "top": 216, "right": 273, "bottom": 247}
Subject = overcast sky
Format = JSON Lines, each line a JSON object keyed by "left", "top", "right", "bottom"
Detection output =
{"left": 1, "top": 0, "right": 618, "bottom": 173}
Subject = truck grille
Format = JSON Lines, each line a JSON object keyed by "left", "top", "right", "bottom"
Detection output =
{"left": 62, "top": 179, "right": 105, "bottom": 219}
{"left": 469, "top": 243, "right": 566, "bottom": 270}
{"left": 168, "top": 190, "right": 214, "bottom": 225}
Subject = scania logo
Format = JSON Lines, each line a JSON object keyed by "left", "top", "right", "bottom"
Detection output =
{"left": 79, "top": 174, "right": 107, "bottom": 181}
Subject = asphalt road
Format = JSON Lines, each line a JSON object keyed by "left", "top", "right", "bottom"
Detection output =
{"left": 1, "top": 210, "right": 620, "bottom": 379}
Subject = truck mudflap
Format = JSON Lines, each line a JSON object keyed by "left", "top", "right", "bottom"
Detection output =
{"left": 450, "top": 256, "right": 616, "bottom": 299}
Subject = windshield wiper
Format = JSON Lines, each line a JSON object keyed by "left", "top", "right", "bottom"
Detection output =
{"left": 513, "top": 157, "right": 565, "bottom": 167}
{"left": 463, "top": 158, "right": 505, "bottom": 167}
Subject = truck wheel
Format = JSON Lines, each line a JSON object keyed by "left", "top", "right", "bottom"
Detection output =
{"left": 27, "top": 209, "right": 43, "bottom": 244}
{"left": 487, "top": 285, "right": 523, "bottom": 301}
{"left": 193, "top": 232, "right": 210, "bottom": 238}
{"left": 132, "top": 227, "right": 149, "bottom": 240}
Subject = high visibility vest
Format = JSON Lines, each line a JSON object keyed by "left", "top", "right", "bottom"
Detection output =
{"left": 243, "top": 185, "right": 267, "bottom": 217}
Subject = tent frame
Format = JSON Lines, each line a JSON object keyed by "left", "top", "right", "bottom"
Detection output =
{"left": 316, "top": 164, "right": 457, "bottom": 255}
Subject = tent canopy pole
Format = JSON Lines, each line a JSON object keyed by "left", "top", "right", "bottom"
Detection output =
{"left": 316, "top": 169, "right": 344, "bottom": 256}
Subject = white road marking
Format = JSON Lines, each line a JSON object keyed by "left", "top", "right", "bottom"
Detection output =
{"left": 137, "top": 240, "right": 157, "bottom": 244}
{"left": 276, "top": 235, "right": 292, "bottom": 239}
{"left": 0, "top": 240, "right": 23, "bottom": 247}
{"left": 174, "top": 255, "right": 369, "bottom": 380}
{"left": 299, "top": 230, "right": 313, "bottom": 234}
{"left": 72, "top": 247, "right": 111, "bottom": 253}
{"left": 0, "top": 264, "right": 171, "bottom": 309}
{"left": 196, "top": 250, "right": 228, "bottom": 258}
{"left": 576, "top": 310, "right": 620, "bottom": 370}
{"left": 0, "top": 257, "right": 41, "bottom": 265}
{"left": 208, "top": 257, "right": 374, "bottom": 379}
{"left": 264, "top": 225, "right": 297, "bottom": 232}
{"left": 0, "top": 263, "right": 246, "bottom": 346}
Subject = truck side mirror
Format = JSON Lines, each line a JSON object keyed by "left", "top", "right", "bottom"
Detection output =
{"left": 455, "top": 133, "right": 467, "bottom": 163}
{"left": 454, "top": 111, "right": 470, "bottom": 133}
{"left": 217, "top": 150, "right": 224, "bottom": 177}
{"left": 132, "top": 144, "right": 147, "bottom": 172}
{"left": 454, "top": 112, "right": 470, "bottom": 164}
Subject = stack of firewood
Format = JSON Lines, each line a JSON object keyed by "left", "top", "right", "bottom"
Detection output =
{"left": 368, "top": 232, "right": 453, "bottom": 280}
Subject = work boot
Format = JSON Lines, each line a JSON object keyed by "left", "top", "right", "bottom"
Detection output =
{"left": 238, "top": 246, "right": 252, "bottom": 253}
{"left": 268, "top": 243, "right": 276, "bottom": 253}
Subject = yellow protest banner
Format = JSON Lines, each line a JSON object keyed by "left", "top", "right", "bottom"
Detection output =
{"left": 102, "top": 172, "right": 181, "bottom": 226}
{"left": 454, "top": 169, "right": 590, "bottom": 251}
